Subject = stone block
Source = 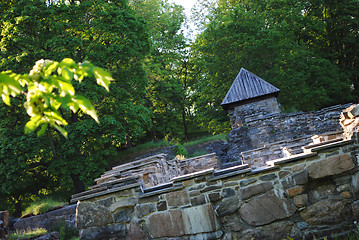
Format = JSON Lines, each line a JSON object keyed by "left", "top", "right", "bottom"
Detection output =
{"left": 342, "top": 191, "right": 352, "bottom": 199}
{"left": 97, "top": 196, "right": 115, "bottom": 208}
{"left": 109, "top": 197, "right": 138, "bottom": 212}
{"left": 190, "top": 195, "right": 206, "bottom": 206}
{"left": 113, "top": 207, "right": 134, "bottom": 223}
{"left": 239, "top": 190, "right": 296, "bottom": 226}
{"left": 148, "top": 204, "right": 218, "bottom": 238}
{"left": 300, "top": 200, "right": 351, "bottom": 225}
{"left": 239, "top": 182, "right": 273, "bottom": 200}
{"left": 79, "top": 224, "right": 126, "bottom": 240}
{"left": 259, "top": 173, "right": 276, "bottom": 181}
{"left": 215, "top": 196, "right": 240, "bottom": 217}
{"left": 287, "top": 186, "right": 304, "bottom": 198}
{"left": 256, "top": 221, "right": 302, "bottom": 240}
{"left": 157, "top": 201, "right": 167, "bottom": 211}
{"left": 221, "top": 188, "right": 236, "bottom": 198}
{"left": 126, "top": 220, "right": 148, "bottom": 240}
{"left": 281, "top": 170, "right": 308, "bottom": 189}
{"left": 294, "top": 194, "right": 308, "bottom": 208}
{"left": 309, "top": 154, "right": 354, "bottom": 179}
{"left": 135, "top": 203, "right": 156, "bottom": 218}
{"left": 76, "top": 201, "right": 114, "bottom": 229}
{"left": 240, "top": 178, "right": 257, "bottom": 187}
{"left": 208, "top": 192, "right": 221, "bottom": 202}
{"left": 219, "top": 213, "right": 243, "bottom": 232}
{"left": 166, "top": 190, "right": 190, "bottom": 207}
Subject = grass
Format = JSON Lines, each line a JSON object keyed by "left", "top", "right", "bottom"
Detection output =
{"left": 9, "top": 228, "right": 47, "bottom": 239}
{"left": 22, "top": 198, "right": 67, "bottom": 217}
{"left": 183, "top": 134, "right": 227, "bottom": 147}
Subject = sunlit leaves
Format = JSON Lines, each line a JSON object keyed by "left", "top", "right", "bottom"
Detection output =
{"left": 0, "top": 58, "right": 113, "bottom": 137}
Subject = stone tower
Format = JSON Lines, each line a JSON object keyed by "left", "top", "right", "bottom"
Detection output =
{"left": 221, "top": 68, "right": 281, "bottom": 128}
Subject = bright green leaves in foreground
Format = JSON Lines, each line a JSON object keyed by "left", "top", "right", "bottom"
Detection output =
{"left": 0, "top": 58, "right": 114, "bottom": 137}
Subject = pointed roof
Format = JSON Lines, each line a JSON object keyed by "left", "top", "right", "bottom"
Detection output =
{"left": 221, "top": 68, "right": 280, "bottom": 108}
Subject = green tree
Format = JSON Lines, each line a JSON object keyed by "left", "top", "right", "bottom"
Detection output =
{"left": 0, "top": 0, "right": 150, "bottom": 214}
{"left": 130, "top": 0, "right": 194, "bottom": 141}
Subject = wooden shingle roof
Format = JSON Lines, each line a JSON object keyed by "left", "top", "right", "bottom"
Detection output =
{"left": 221, "top": 68, "right": 280, "bottom": 108}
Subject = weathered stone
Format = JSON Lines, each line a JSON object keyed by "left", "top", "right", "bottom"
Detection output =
{"left": 109, "top": 197, "right": 138, "bottom": 211}
{"left": 79, "top": 224, "right": 126, "bottom": 240}
{"left": 294, "top": 194, "right": 308, "bottom": 208}
{"left": 97, "top": 196, "right": 115, "bottom": 207}
{"left": 148, "top": 210, "right": 186, "bottom": 238}
{"left": 240, "top": 178, "right": 257, "bottom": 187}
{"left": 208, "top": 192, "right": 221, "bottom": 202}
{"left": 157, "top": 201, "right": 167, "bottom": 211}
{"left": 76, "top": 202, "right": 113, "bottom": 228}
{"left": 200, "top": 185, "right": 222, "bottom": 193}
{"left": 279, "top": 170, "right": 291, "bottom": 178}
{"left": 352, "top": 200, "right": 359, "bottom": 220}
{"left": 300, "top": 200, "right": 351, "bottom": 225}
{"left": 215, "top": 196, "right": 240, "bottom": 217}
{"left": 138, "top": 195, "right": 159, "bottom": 204}
{"left": 239, "top": 182, "right": 273, "bottom": 200}
{"left": 126, "top": 220, "right": 148, "bottom": 240}
{"left": 352, "top": 172, "right": 359, "bottom": 194}
{"left": 259, "top": 173, "right": 276, "bottom": 181}
{"left": 219, "top": 213, "right": 243, "bottom": 232}
{"left": 188, "top": 230, "right": 223, "bottom": 240}
{"left": 135, "top": 203, "right": 156, "bottom": 218}
{"left": 148, "top": 204, "right": 218, "bottom": 238}
{"left": 239, "top": 190, "right": 296, "bottom": 226}
{"left": 256, "top": 221, "right": 302, "bottom": 240}
{"left": 342, "top": 191, "right": 352, "bottom": 198}
{"left": 190, "top": 195, "right": 206, "bottom": 206}
{"left": 308, "top": 154, "right": 355, "bottom": 179}
{"left": 291, "top": 164, "right": 305, "bottom": 172}
{"left": 0, "top": 211, "right": 9, "bottom": 228}
{"left": 166, "top": 191, "right": 190, "bottom": 207}
{"left": 287, "top": 186, "right": 304, "bottom": 198}
{"left": 281, "top": 170, "right": 308, "bottom": 189}
{"left": 221, "top": 188, "right": 236, "bottom": 198}
{"left": 308, "top": 181, "right": 336, "bottom": 202}
{"left": 189, "top": 190, "right": 200, "bottom": 197}
{"left": 113, "top": 207, "right": 134, "bottom": 223}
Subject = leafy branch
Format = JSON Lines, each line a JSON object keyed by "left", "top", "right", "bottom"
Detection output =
{"left": 0, "top": 58, "right": 114, "bottom": 137}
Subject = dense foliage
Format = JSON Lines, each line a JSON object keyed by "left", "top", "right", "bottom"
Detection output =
{"left": 190, "top": 0, "right": 359, "bottom": 131}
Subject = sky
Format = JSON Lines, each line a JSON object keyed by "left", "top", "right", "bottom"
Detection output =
{"left": 171, "top": 0, "right": 198, "bottom": 40}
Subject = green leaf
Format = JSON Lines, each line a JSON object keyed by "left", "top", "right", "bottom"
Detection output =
{"left": 25, "top": 120, "right": 37, "bottom": 134}
{"left": 54, "top": 124, "right": 68, "bottom": 138}
{"left": 1, "top": 94, "right": 10, "bottom": 106}
{"left": 37, "top": 123, "right": 48, "bottom": 137}
{"left": 72, "top": 95, "right": 99, "bottom": 122}
{"left": 61, "top": 67, "right": 74, "bottom": 81}
{"left": 93, "top": 67, "right": 114, "bottom": 92}
{"left": 60, "top": 58, "right": 76, "bottom": 68}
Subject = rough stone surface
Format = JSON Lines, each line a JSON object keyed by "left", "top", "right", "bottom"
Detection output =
{"left": 256, "top": 221, "right": 302, "bottom": 240}
{"left": 76, "top": 202, "right": 113, "bottom": 229}
{"left": 135, "top": 203, "right": 156, "bottom": 218}
{"left": 148, "top": 204, "right": 218, "bottom": 238}
{"left": 294, "top": 194, "right": 308, "bottom": 208}
{"left": 215, "top": 196, "right": 240, "bottom": 217}
{"left": 190, "top": 195, "right": 206, "bottom": 206}
{"left": 219, "top": 213, "right": 243, "bottom": 232}
{"left": 309, "top": 154, "right": 355, "bottom": 179}
{"left": 113, "top": 207, "right": 134, "bottom": 223}
{"left": 300, "top": 200, "right": 351, "bottom": 225}
{"left": 208, "top": 192, "right": 221, "bottom": 202}
{"left": 239, "top": 190, "right": 296, "bottom": 226}
{"left": 281, "top": 170, "right": 308, "bottom": 189}
{"left": 79, "top": 224, "right": 126, "bottom": 240}
{"left": 126, "top": 220, "right": 148, "bottom": 240}
{"left": 166, "top": 191, "right": 190, "bottom": 207}
{"left": 157, "top": 201, "right": 167, "bottom": 211}
{"left": 239, "top": 182, "right": 273, "bottom": 200}
{"left": 287, "top": 186, "right": 304, "bottom": 198}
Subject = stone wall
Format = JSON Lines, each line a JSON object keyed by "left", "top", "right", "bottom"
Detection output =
{"left": 0, "top": 211, "right": 9, "bottom": 240}
{"left": 75, "top": 134, "right": 359, "bottom": 240}
{"left": 225, "top": 104, "right": 351, "bottom": 165}
{"left": 227, "top": 96, "right": 281, "bottom": 128}
{"left": 13, "top": 205, "right": 76, "bottom": 233}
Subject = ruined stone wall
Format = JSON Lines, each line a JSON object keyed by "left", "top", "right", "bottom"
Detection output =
{"left": 225, "top": 104, "right": 351, "bottom": 164}
{"left": 75, "top": 135, "right": 359, "bottom": 240}
{"left": 227, "top": 97, "right": 281, "bottom": 128}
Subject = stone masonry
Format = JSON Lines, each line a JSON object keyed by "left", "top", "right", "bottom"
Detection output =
{"left": 73, "top": 105, "right": 359, "bottom": 239}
